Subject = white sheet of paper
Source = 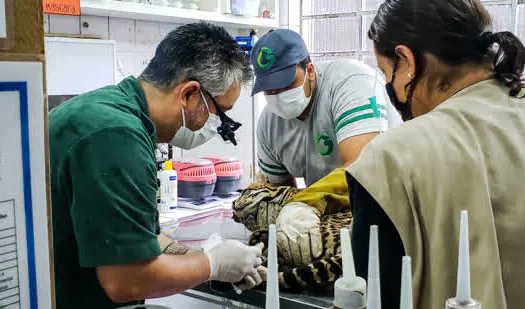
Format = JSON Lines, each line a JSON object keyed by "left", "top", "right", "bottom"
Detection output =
{"left": 0, "top": 0, "right": 6, "bottom": 38}
{"left": 0, "top": 62, "right": 52, "bottom": 308}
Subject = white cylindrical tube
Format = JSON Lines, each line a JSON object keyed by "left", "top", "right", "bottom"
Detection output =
{"left": 266, "top": 224, "right": 279, "bottom": 309}
{"left": 367, "top": 225, "right": 381, "bottom": 309}
{"left": 340, "top": 228, "right": 355, "bottom": 279}
{"left": 445, "top": 211, "right": 482, "bottom": 309}
{"left": 400, "top": 256, "right": 413, "bottom": 309}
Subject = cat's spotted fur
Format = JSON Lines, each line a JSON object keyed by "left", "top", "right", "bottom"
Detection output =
{"left": 232, "top": 184, "right": 352, "bottom": 292}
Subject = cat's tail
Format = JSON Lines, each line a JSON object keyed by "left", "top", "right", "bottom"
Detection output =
{"left": 278, "top": 254, "right": 342, "bottom": 292}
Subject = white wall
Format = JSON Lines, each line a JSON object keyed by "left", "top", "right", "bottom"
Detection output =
{"left": 44, "top": 14, "right": 258, "bottom": 186}
{"left": 43, "top": 14, "right": 244, "bottom": 81}
{"left": 300, "top": 0, "right": 522, "bottom": 66}
{"left": 279, "top": 0, "right": 300, "bottom": 33}
{"left": 43, "top": 1, "right": 300, "bottom": 174}
{"left": 43, "top": 1, "right": 302, "bottom": 187}
{"left": 518, "top": 4, "right": 525, "bottom": 43}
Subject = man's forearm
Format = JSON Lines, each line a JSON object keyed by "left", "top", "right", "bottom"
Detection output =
{"left": 266, "top": 176, "right": 296, "bottom": 187}
{"left": 339, "top": 132, "right": 380, "bottom": 167}
{"left": 97, "top": 250, "right": 210, "bottom": 303}
{"left": 145, "top": 251, "right": 210, "bottom": 299}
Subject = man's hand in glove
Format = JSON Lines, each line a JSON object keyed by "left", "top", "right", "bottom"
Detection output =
{"left": 205, "top": 238, "right": 264, "bottom": 283}
{"left": 236, "top": 265, "right": 267, "bottom": 291}
{"left": 276, "top": 202, "right": 323, "bottom": 266}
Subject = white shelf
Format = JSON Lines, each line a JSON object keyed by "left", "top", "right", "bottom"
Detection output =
{"left": 81, "top": 1, "right": 279, "bottom": 29}
{"left": 481, "top": 0, "right": 512, "bottom": 4}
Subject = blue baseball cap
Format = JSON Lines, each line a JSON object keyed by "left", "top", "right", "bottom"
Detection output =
{"left": 250, "top": 29, "right": 309, "bottom": 96}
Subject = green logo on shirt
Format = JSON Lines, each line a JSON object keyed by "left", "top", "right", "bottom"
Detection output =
{"left": 369, "top": 96, "right": 381, "bottom": 118}
{"left": 257, "top": 47, "right": 275, "bottom": 69}
{"left": 316, "top": 133, "right": 334, "bottom": 156}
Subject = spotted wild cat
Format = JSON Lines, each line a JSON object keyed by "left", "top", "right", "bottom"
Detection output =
{"left": 232, "top": 184, "right": 352, "bottom": 292}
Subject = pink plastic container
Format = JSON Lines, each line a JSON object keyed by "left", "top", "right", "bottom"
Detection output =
{"left": 172, "top": 159, "right": 217, "bottom": 199}
{"left": 203, "top": 158, "right": 243, "bottom": 194}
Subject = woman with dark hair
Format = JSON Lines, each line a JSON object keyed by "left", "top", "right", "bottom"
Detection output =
{"left": 346, "top": 0, "right": 525, "bottom": 308}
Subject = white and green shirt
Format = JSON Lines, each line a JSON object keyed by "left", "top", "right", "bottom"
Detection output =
{"left": 257, "top": 59, "right": 402, "bottom": 186}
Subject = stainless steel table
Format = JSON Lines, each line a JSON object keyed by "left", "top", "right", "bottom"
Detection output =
{"left": 157, "top": 210, "right": 334, "bottom": 308}
{"left": 180, "top": 284, "right": 334, "bottom": 309}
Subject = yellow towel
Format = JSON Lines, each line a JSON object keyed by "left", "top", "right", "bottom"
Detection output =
{"left": 287, "top": 168, "right": 349, "bottom": 215}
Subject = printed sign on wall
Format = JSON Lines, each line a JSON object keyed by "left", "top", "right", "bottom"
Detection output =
{"left": 43, "top": 0, "right": 80, "bottom": 16}
{"left": 0, "top": 61, "right": 52, "bottom": 309}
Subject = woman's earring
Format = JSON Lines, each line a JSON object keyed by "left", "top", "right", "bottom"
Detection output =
{"left": 408, "top": 72, "right": 414, "bottom": 79}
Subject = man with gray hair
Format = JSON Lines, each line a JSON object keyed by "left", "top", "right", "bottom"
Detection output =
{"left": 49, "top": 22, "right": 263, "bottom": 309}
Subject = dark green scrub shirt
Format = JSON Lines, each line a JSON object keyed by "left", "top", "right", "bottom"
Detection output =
{"left": 49, "top": 77, "right": 161, "bottom": 308}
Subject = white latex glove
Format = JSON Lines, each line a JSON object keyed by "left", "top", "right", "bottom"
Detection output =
{"left": 204, "top": 237, "right": 264, "bottom": 283}
{"left": 236, "top": 265, "right": 267, "bottom": 291}
{"left": 276, "top": 202, "right": 323, "bottom": 266}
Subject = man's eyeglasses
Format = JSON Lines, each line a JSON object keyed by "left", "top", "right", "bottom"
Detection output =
{"left": 204, "top": 90, "right": 242, "bottom": 146}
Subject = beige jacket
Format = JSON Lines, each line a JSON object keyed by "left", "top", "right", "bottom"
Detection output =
{"left": 347, "top": 80, "right": 525, "bottom": 309}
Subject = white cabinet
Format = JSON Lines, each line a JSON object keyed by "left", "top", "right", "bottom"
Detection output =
{"left": 45, "top": 37, "right": 116, "bottom": 96}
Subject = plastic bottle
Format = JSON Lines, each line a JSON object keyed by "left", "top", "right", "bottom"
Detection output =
{"left": 159, "top": 161, "right": 178, "bottom": 213}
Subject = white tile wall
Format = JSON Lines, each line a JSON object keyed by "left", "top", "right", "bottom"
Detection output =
{"left": 133, "top": 52, "right": 155, "bottom": 78}
{"left": 135, "top": 20, "right": 162, "bottom": 52}
{"left": 486, "top": 4, "right": 513, "bottom": 32}
{"left": 45, "top": 15, "right": 177, "bottom": 81}
{"left": 115, "top": 51, "right": 135, "bottom": 82}
{"left": 49, "top": 14, "right": 80, "bottom": 35}
{"left": 361, "top": 0, "right": 382, "bottom": 11}
{"left": 81, "top": 15, "right": 109, "bottom": 39}
{"left": 362, "top": 55, "right": 377, "bottom": 67}
{"left": 302, "top": 0, "right": 361, "bottom": 16}
{"left": 159, "top": 22, "right": 182, "bottom": 37}
{"left": 303, "top": 16, "right": 361, "bottom": 53}
{"left": 302, "top": 0, "right": 523, "bottom": 72}
{"left": 361, "top": 14, "right": 374, "bottom": 52}
{"left": 46, "top": 15, "right": 246, "bottom": 82}
{"left": 311, "top": 54, "right": 359, "bottom": 64}
{"left": 44, "top": 14, "right": 50, "bottom": 33}
{"left": 279, "top": 0, "right": 301, "bottom": 30}
{"left": 45, "top": 13, "right": 264, "bottom": 183}
{"left": 518, "top": 5, "right": 525, "bottom": 43}
{"left": 108, "top": 17, "right": 136, "bottom": 52}
{"left": 288, "top": 24, "right": 301, "bottom": 34}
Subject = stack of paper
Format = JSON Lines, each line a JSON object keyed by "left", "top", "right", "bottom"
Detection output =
{"left": 160, "top": 204, "right": 233, "bottom": 227}
{"left": 160, "top": 194, "right": 239, "bottom": 225}
{"left": 176, "top": 193, "right": 240, "bottom": 211}
{"left": 159, "top": 195, "right": 249, "bottom": 248}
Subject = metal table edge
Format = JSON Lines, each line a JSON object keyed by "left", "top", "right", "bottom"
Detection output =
{"left": 183, "top": 283, "right": 334, "bottom": 309}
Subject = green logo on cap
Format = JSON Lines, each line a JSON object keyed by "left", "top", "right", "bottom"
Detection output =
{"left": 316, "top": 133, "right": 334, "bottom": 156}
{"left": 257, "top": 47, "right": 275, "bottom": 69}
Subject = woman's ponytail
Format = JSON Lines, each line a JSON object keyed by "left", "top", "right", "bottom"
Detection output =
{"left": 488, "top": 31, "right": 525, "bottom": 97}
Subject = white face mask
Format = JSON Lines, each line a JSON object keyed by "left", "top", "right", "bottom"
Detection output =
{"left": 264, "top": 72, "right": 312, "bottom": 119}
{"left": 169, "top": 91, "right": 221, "bottom": 150}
